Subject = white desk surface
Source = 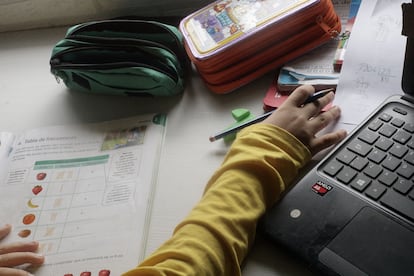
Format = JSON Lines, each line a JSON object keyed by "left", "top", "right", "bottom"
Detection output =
{"left": 0, "top": 27, "right": 314, "bottom": 275}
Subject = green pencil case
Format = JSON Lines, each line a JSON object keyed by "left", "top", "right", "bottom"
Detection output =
{"left": 50, "top": 19, "right": 188, "bottom": 96}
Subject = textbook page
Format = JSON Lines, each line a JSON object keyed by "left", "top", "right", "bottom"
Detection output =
{"left": 0, "top": 114, "right": 166, "bottom": 276}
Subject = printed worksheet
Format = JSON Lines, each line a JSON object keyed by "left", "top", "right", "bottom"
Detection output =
{"left": 0, "top": 114, "right": 166, "bottom": 276}
{"left": 333, "top": 0, "right": 407, "bottom": 128}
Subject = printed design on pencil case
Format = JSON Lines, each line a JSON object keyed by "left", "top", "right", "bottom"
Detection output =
{"left": 192, "top": 0, "right": 306, "bottom": 46}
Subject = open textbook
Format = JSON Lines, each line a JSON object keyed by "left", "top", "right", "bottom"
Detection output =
{"left": 0, "top": 114, "right": 166, "bottom": 276}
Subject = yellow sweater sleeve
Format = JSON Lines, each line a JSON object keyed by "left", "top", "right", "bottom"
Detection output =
{"left": 123, "top": 123, "right": 311, "bottom": 276}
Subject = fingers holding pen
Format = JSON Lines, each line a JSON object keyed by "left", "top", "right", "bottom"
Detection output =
{"left": 302, "top": 90, "right": 335, "bottom": 117}
{"left": 263, "top": 85, "right": 347, "bottom": 155}
{"left": 284, "top": 85, "right": 315, "bottom": 107}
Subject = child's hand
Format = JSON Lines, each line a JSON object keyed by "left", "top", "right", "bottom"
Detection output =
{"left": 263, "top": 85, "right": 347, "bottom": 155}
{"left": 0, "top": 224, "right": 44, "bottom": 276}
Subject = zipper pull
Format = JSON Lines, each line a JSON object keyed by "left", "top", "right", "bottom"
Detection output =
{"left": 50, "top": 58, "right": 61, "bottom": 67}
{"left": 50, "top": 58, "right": 61, "bottom": 83}
{"left": 316, "top": 15, "right": 340, "bottom": 38}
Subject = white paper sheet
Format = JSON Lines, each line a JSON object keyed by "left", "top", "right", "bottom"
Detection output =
{"left": 333, "top": 0, "right": 407, "bottom": 129}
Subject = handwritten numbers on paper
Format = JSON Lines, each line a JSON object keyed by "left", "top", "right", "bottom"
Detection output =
{"left": 354, "top": 63, "right": 397, "bottom": 95}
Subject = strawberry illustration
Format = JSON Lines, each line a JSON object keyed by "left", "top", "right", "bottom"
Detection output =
{"left": 32, "top": 185, "right": 43, "bottom": 195}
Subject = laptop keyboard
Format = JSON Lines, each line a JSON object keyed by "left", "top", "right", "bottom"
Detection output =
{"left": 321, "top": 104, "right": 414, "bottom": 222}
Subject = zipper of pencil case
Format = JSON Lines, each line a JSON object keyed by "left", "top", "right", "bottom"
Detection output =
{"left": 203, "top": 21, "right": 339, "bottom": 93}
{"left": 192, "top": 0, "right": 338, "bottom": 71}
{"left": 67, "top": 35, "right": 181, "bottom": 62}
{"left": 64, "top": 36, "right": 185, "bottom": 77}
{"left": 199, "top": 9, "right": 340, "bottom": 85}
{"left": 50, "top": 54, "right": 178, "bottom": 84}
{"left": 67, "top": 20, "right": 187, "bottom": 62}
{"left": 50, "top": 61, "right": 179, "bottom": 84}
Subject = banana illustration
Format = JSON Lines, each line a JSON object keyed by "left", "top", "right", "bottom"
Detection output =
{"left": 27, "top": 199, "right": 39, "bottom": 208}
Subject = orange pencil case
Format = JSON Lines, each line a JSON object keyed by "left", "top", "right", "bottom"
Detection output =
{"left": 179, "top": 0, "right": 341, "bottom": 94}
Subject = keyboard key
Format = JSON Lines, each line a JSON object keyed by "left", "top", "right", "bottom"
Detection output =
{"left": 393, "top": 130, "right": 411, "bottom": 144}
{"left": 336, "top": 149, "right": 356, "bottom": 165}
{"left": 336, "top": 167, "right": 357, "bottom": 184}
{"left": 405, "top": 150, "right": 414, "bottom": 165}
{"left": 368, "top": 149, "right": 386, "bottom": 164}
{"left": 380, "top": 189, "right": 414, "bottom": 221}
{"left": 379, "top": 124, "right": 397, "bottom": 137}
{"left": 347, "top": 139, "right": 372, "bottom": 157}
{"left": 382, "top": 155, "right": 401, "bottom": 171}
{"left": 365, "top": 183, "right": 386, "bottom": 200}
{"left": 392, "top": 107, "right": 408, "bottom": 115}
{"left": 368, "top": 118, "right": 383, "bottom": 131}
{"left": 375, "top": 137, "right": 394, "bottom": 151}
{"left": 323, "top": 160, "right": 343, "bottom": 177}
{"left": 350, "top": 156, "right": 369, "bottom": 171}
{"left": 389, "top": 144, "right": 408, "bottom": 158}
{"left": 365, "top": 163, "right": 383, "bottom": 178}
{"left": 358, "top": 129, "right": 379, "bottom": 144}
{"left": 378, "top": 171, "right": 398, "bottom": 187}
{"left": 351, "top": 174, "right": 372, "bottom": 192}
{"left": 391, "top": 117, "right": 405, "bottom": 128}
{"left": 393, "top": 179, "right": 413, "bottom": 195}
{"left": 403, "top": 122, "right": 414, "bottom": 133}
{"left": 379, "top": 113, "right": 392, "bottom": 122}
{"left": 396, "top": 162, "right": 414, "bottom": 179}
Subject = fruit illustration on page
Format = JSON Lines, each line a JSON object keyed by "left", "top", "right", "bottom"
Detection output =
{"left": 22, "top": 213, "right": 36, "bottom": 225}
{"left": 27, "top": 199, "right": 39, "bottom": 208}
{"left": 99, "top": 270, "right": 111, "bottom": 276}
{"left": 36, "top": 172, "right": 47, "bottom": 180}
{"left": 18, "top": 229, "right": 31, "bottom": 238}
{"left": 32, "top": 185, "right": 43, "bottom": 195}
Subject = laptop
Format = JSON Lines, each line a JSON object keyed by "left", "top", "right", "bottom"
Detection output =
{"left": 262, "top": 2, "right": 414, "bottom": 276}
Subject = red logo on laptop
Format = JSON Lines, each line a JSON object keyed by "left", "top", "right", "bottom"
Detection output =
{"left": 312, "top": 181, "right": 333, "bottom": 196}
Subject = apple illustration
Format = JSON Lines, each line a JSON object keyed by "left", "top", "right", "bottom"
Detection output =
{"left": 36, "top": 172, "right": 47, "bottom": 181}
{"left": 99, "top": 270, "right": 111, "bottom": 276}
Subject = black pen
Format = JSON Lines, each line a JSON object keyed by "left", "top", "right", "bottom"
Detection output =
{"left": 209, "top": 88, "right": 334, "bottom": 142}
